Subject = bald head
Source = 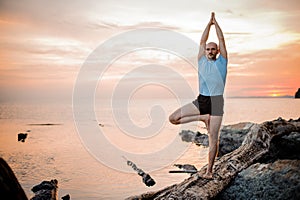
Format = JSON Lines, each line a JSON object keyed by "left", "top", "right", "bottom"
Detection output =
{"left": 205, "top": 42, "right": 219, "bottom": 60}
{"left": 207, "top": 42, "right": 218, "bottom": 48}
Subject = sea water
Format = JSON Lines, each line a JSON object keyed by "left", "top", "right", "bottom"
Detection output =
{"left": 0, "top": 98, "right": 299, "bottom": 199}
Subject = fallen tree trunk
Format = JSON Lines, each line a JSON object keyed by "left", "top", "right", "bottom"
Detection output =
{"left": 126, "top": 118, "right": 300, "bottom": 200}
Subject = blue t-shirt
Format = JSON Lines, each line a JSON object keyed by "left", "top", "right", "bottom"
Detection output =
{"left": 198, "top": 55, "right": 227, "bottom": 96}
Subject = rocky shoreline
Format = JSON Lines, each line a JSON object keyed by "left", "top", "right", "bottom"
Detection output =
{"left": 1, "top": 118, "right": 299, "bottom": 200}
{"left": 127, "top": 117, "right": 300, "bottom": 200}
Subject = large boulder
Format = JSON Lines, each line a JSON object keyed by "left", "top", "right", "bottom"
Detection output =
{"left": 216, "top": 159, "right": 300, "bottom": 200}
{"left": 295, "top": 88, "right": 300, "bottom": 98}
{"left": 0, "top": 157, "right": 28, "bottom": 200}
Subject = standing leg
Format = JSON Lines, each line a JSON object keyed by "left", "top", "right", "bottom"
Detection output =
{"left": 204, "top": 115, "right": 223, "bottom": 178}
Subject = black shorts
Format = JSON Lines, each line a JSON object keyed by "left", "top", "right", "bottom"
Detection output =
{"left": 192, "top": 94, "right": 224, "bottom": 116}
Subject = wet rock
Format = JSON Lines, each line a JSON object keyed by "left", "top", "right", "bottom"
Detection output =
{"left": 98, "top": 123, "right": 104, "bottom": 127}
{"left": 61, "top": 194, "right": 70, "bottom": 200}
{"left": 169, "top": 164, "right": 198, "bottom": 174}
{"left": 31, "top": 179, "right": 58, "bottom": 200}
{"left": 123, "top": 157, "right": 156, "bottom": 187}
{"left": 179, "top": 130, "right": 196, "bottom": 143}
{"left": 142, "top": 174, "right": 156, "bottom": 187}
{"left": 218, "top": 122, "right": 254, "bottom": 156}
{"left": 179, "top": 130, "right": 209, "bottom": 146}
{"left": 18, "top": 133, "right": 28, "bottom": 142}
{"left": 295, "top": 88, "right": 300, "bottom": 98}
{"left": 174, "top": 164, "right": 197, "bottom": 171}
{"left": 179, "top": 122, "right": 255, "bottom": 156}
{"left": 0, "top": 157, "right": 28, "bottom": 200}
{"left": 194, "top": 132, "right": 209, "bottom": 146}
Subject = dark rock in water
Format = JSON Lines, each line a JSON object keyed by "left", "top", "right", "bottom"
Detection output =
{"left": 179, "top": 130, "right": 209, "bottom": 146}
{"left": 295, "top": 88, "right": 300, "bottom": 98}
{"left": 18, "top": 133, "right": 28, "bottom": 142}
{"left": 179, "top": 122, "right": 254, "bottom": 156}
{"left": 218, "top": 122, "right": 254, "bottom": 156}
{"left": 216, "top": 159, "right": 300, "bottom": 200}
{"left": 194, "top": 132, "right": 209, "bottom": 146}
{"left": 61, "top": 194, "right": 70, "bottom": 200}
{"left": 31, "top": 179, "right": 58, "bottom": 200}
{"left": 98, "top": 123, "right": 104, "bottom": 127}
{"left": 142, "top": 174, "right": 156, "bottom": 187}
{"left": 174, "top": 164, "right": 197, "bottom": 171}
{"left": 0, "top": 157, "right": 28, "bottom": 200}
{"left": 123, "top": 157, "right": 156, "bottom": 187}
{"left": 179, "top": 130, "right": 196, "bottom": 143}
{"left": 170, "top": 164, "right": 198, "bottom": 174}
{"left": 31, "top": 180, "right": 57, "bottom": 192}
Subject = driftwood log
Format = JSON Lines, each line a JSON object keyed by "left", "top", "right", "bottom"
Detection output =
{"left": 126, "top": 118, "right": 300, "bottom": 200}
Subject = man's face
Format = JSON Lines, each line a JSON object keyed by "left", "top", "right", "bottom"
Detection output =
{"left": 205, "top": 43, "right": 218, "bottom": 60}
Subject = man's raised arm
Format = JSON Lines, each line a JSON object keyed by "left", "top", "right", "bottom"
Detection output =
{"left": 212, "top": 15, "right": 227, "bottom": 59}
{"left": 198, "top": 13, "right": 214, "bottom": 60}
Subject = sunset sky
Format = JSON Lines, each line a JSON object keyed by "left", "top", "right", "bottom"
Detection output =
{"left": 1, "top": 0, "right": 300, "bottom": 103}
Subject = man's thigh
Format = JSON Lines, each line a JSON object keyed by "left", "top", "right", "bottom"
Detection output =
{"left": 173, "top": 102, "right": 200, "bottom": 118}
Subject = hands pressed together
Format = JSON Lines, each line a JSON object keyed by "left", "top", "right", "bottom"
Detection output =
{"left": 209, "top": 12, "right": 217, "bottom": 25}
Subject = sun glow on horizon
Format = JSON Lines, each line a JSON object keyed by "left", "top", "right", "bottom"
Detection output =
{"left": 271, "top": 93, "right": 280, "bottom": 97}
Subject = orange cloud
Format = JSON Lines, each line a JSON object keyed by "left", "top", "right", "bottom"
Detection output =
{"left": 227, "top": 42, "right": 300, "bottom": 97}
{"left": 1, "top": 1, "right": 300, "bottom": 102}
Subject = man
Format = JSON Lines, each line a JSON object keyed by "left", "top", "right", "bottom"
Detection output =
{"left": 169, "top": 12, "right": 227, "bottom": 179}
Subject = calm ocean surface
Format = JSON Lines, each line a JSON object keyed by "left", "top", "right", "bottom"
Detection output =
{"left": 0, "top": 98, "right": 299, "bottom": 199}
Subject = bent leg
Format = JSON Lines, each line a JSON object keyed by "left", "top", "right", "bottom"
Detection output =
{"left": 204, "top": 115, "right": 223, "bottom": 178}
{"left": 169, "top": 103, "right": 209, "bottom": 126}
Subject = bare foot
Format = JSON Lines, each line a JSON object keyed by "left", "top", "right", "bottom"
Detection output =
{"left": 202, "top": 172, "right": 213, "bottom": 179}
{"left": 201, "top": 115, "right": 210, "bottom": 130}
{"left": 204, "top": 118, "right": 209, "bottom": 130}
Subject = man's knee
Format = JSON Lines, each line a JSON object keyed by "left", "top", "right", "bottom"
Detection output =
{"left": 169, "top": 114, "right": 179, "bottom": 125}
